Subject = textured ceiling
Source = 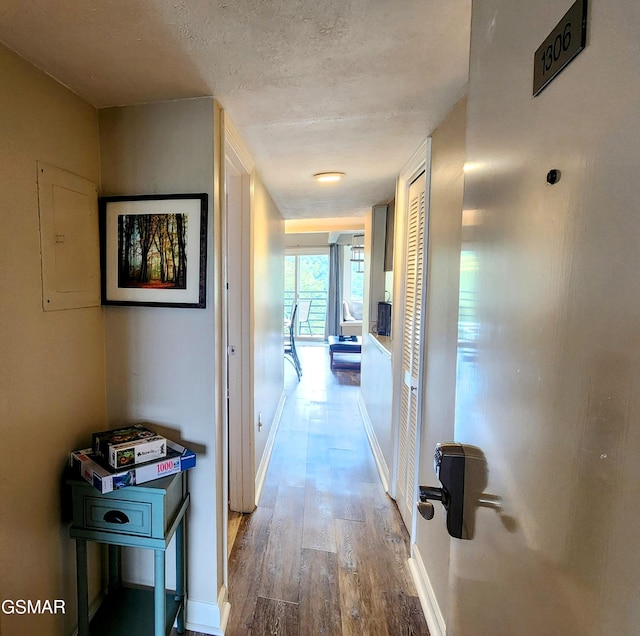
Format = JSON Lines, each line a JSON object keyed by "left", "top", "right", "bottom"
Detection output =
{"left": 0, "top": 0, "right": 471, "bottom": 220}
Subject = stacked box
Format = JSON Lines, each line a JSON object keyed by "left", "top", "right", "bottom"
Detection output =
{"left": 93, "top": 425, "right": 166, "bottom": 469}
{"left": 71, "top": 440, "right": 196, "bottom": 494}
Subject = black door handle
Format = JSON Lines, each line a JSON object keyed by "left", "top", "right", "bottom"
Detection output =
{"left": 103, "top": 510, "right": 130, "bottom": 524}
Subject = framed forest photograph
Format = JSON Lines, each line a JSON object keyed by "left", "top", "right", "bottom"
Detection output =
{"left": 99, "top": 193, "right": 208, "bottom": 307}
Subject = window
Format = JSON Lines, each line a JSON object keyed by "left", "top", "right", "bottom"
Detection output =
{"left": 349, "top": 257, "right": 364, "bottom": 300}
{"left": 342, "top": 245, "right": 364, "bottom": 302}
{"left": 284, "top": 249, "right": 329, "bottom": 339}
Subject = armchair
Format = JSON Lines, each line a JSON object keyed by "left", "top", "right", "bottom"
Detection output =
{"left": 340, "top": 299, "right": 363, "bottom": 337}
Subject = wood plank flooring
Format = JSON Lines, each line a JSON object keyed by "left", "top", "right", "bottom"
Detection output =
{"left": 226, "top": 345, "right": 429, "bottom": 636}
{"left": 178, "top": 344, "right": 429, "bottom": 635}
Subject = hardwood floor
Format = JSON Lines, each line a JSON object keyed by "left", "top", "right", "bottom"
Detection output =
{"left": 227, "top": 345, "right": 428, "bottom": 636}
{"left": 178, "top": 344, "right": 429, "bottom": 635}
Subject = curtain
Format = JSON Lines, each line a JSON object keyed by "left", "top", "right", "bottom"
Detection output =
{"left": 326, "top": 243, "right": 343, "bottom": 338}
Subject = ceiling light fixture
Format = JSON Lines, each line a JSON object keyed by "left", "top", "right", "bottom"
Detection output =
{"left": 313, "top": 172, "right": 345, "bottom": 183}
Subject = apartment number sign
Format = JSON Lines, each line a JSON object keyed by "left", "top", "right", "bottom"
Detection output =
{"left": 533, "top": 0, "right": 588, "bottom": 96}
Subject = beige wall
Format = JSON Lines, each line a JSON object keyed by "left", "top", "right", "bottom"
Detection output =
{"left": 251, "top": 170, "right": 285, "bottom": 474}
{"left": 0, "top": 44, "right": 106, "bottom": 635}
{"left": 284, "top": 231, "right": 330, "bottom": 247}
{"left": 99, "top": 98, "right": 226, "bottom": 631}
{"left": 451, "top": 1, "right": 640, "bottom": 634}
{"left": 414, "top": 97, "right": 466, "bottom": 627}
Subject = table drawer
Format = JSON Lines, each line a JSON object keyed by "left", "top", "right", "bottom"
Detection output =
{"left": 84, "top": 497, "right": 152, "bottom": 537}
{"left": 69, "top": 473, "right": 186, "bottom": 543}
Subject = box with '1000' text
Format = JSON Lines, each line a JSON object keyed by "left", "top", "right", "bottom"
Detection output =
{"left": 70, "top": 440, "right": 196, "bottom": 494}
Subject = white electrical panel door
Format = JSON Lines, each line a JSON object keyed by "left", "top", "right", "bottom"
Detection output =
{"left": 37, "top": 162, "right": 100, "bottom": 311}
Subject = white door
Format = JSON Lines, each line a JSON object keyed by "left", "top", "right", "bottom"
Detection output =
{"left": 396, "top": 170, "right": 428, "bottom": 530}
{"left": 448, "top": 3, "right": 640, "bottom": 634}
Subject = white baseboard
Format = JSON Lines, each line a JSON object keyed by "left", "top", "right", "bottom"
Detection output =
{"left": 254, "top": 391, "right": 286, "bottom": 505}
{"left": 408, "top": 543, "right": 446, "bottom": 636}
{"left": 357, "top": 393, "right": 390, "bottom": 492}
{"left": 186, "top": 586, "right": 230, "bottom": 635}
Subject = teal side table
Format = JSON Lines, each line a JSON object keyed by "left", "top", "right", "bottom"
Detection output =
{"left": 69, "top": 472, "right": 190, "bottom": 636}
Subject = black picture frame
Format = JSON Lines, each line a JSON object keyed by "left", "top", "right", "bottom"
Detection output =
{"left": 99, "top": 193, "right": 208, "bottom": 308}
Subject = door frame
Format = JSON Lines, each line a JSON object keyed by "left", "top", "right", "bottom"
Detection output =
{"left": 222, "top": 113, "right": 255, "bottom": 514}
{"left": 390, "top": 138, "right": 432, "bottom": 541}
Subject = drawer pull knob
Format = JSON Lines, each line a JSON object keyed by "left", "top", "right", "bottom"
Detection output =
{"left": 103, "top": 510, "right": 130, "bottom": 524}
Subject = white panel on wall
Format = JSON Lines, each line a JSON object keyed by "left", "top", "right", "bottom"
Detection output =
{"left": 37, "top": 161, "right": 100, "bottom": 310}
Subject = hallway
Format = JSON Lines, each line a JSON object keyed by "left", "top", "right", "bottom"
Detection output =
{"left": 225, "top": 345, "right": 429, "bottom": 635}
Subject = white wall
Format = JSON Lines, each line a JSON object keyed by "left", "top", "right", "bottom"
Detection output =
{"left": 451, "top": 1, "right": 640, "bottom": 634}
{"left": 0, "top": 43, "right": 106, "bottom": 636}
{"left": 360, "top": 208, "right": 395, "bottom": 482}
{"left": 368, "top": 204, "right": 389, "bottom": 326}
{"left": 99, "top": 98, "right": 226, "bottom": 632}
{"left": 359, "top": 335, "right": 394, "bottom": 486}
{"left": 251, "top": 170, "right": 285, "bottom": 475}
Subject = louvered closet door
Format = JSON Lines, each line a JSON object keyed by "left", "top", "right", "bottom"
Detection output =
{"left": 396, "top": 171, "right": 427, "bottom": 530}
